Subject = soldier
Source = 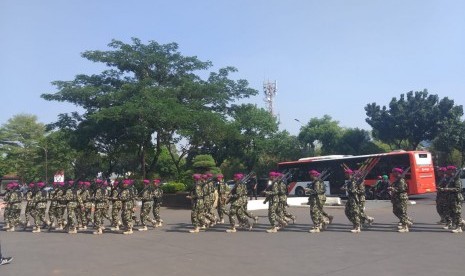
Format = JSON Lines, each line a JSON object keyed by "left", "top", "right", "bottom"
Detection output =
{"left": 110, "top": 180, "right": 123, "bottom": 230}
{"left": 5, "top": 183, "right": 22, "bottom": 232}
{"left": 342, "top": 169, "right": 362, "bottom": 233}
{"left": 120, "top": 179, "right": 135, "bottom": 235}
{"left": 442, "top": 166, "right": 464, "bottom": 233}
{"left": 47, "top": 182, "right": 61, "bottom": 231}
{"left": 277, "top": 173, "right": 296, "bottom": 226}
{"left": 55, "top": 182, "right": 67, "bottom": 230}
{"left": 435, "top": 167, "right": 450, "bottom": 225}
{"left": 226, "top": 173, "right": 252, "bottom": 233}
{"left": 388, "top": 167, "right": 411, "bottom": 233}
{"left": 187, "top": 174, "right": 206, "bottom": 233}
{"left": 92, "top": 180, "right": 108, "bottom": 235}
{"left": 23, "top": 183, "right": 35, "bottom": 230}
{"left": 202, "top": 174, "right": 218, "bottom": 227}
{"left": 31, "top": 182, "right": 50, "bottom": 233}
{"left": 152, "top": 179, "right": 163, "bottom": 227}
{"left": 138, "top": 179, "right": 153, "bottom": 231}
{"left": 1, "top": 183, "right": 12, "bottom": 230}
{"left": 215, "top": 174, "right": 229, "bottom": 224}
{"left": 264, "top": 172, "right": 283, "bottom": 233}
{"left": 306, "top": 170, "right": 326, "bottom": 233}
{"left": 63, "top": 180, "right": 78, "bottom": 234}
{"left": 356, "top": 175, "right": 374, "bottom": 227}
{"left": 75, "top": 181, "right": 85, "bottom": 229}
{"left": 78, "top": 181, "right": 93, "bottom": 230}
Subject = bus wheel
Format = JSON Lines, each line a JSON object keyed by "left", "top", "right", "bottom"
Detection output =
{"left": 295, "top": 187, "right": 306, "bottom": 197}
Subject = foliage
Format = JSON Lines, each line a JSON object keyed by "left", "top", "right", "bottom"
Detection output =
{"left": 161, "top": 182, "right": 187, "bottom": 193}
{"left": 365, "top": 89, "right": 463, "bottom": 150}
{"left": 41, "top": 38, "right": 257, "bottom": 179}
{"left": 297, "top": 115, "right": 343, "bottom": 155}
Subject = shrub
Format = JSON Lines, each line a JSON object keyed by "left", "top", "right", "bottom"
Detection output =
{"left": 161, "top": 182, "right": 187, "bottom": 194}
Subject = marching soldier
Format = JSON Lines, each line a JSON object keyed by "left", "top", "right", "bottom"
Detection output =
{"left": 187, "top": 174, "right": 206, "bottom": 233}
{"left": 306, "top": 170, "right": 326, "bottom": 233}
{"left": 63, "top": 180, "right": 78, "bottom": 234}
{"left": 110, "top": 180, "right": 123, "bottom": 230}
{"left": 202, "top": 174, "right": 218, "bottom": 227}
{"left": 78, "top": 181, "right": 93, "bottom": 230}
{"left": 152, "top": 179, "right": 163, "bottom": 227}
{"left": 388, "top": 168, "right": 411, "bottom": 233}
{"left": 215, "top": 174, "right": 229, "bottom": 224}
{"left": 139, "top": 179, "right": 153, "bottom": 231}
{"left": 5, "top": 183, "right": 22, "bottom": 232}
{"left": 31, "top": 182, "right": 50, "bottom": 233}
{"left": 1, "top": 183, "right": 12, "bottom": 230}
{"left": 264, "top": 172, "right": 282, "bottom": 233}
{"left": 226, "top": 173, "right": 252, "bottom": 233}
{"left": 342, "top": 169, "right": 362, "bottom": 233}
{"left": 23, "top": 183, "right": 35, "bottom": 230}
{"left": 120, "top": 179, "right": 135, "bottom": 235}
{"left": 435, "top": 167, "right": 449, "bottom": 225}
{"left": 442, "top": 166, "right": 464, "bottom": 233}
{"left": 277, "top": 173, "right": 296, "bottom": 225}
{"left": 47, "top": 182, "right": 61, "bottom": 231}
{"left": 92, "top": 180, "right": 108, "bottom": 235}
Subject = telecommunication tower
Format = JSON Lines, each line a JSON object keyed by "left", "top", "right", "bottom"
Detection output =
{"left": 263, "top": 80, "right": 277, "bottom": 116}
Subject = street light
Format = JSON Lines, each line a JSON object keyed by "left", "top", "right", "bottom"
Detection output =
{"left": 294, "top": 118, "right": 303, "bottom": 125}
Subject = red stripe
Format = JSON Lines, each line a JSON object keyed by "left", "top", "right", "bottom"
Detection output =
{"left": 288, "top": 182, "right": 297, "bottom": 193}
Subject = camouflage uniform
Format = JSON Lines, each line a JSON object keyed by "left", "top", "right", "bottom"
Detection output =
{"left": 55, "top": 186, "right": 67, "bottom": 229}
{"left": 444, "top": 174, "right": 464, "bottom": 231}
{"left": 216, "top": 180, "right": 229, "bottom": 222}
{"left": 343, "top": 178, "right": 361, "bottom": 232}
{"left": 5, "top": 187, "right": 22, "bottom": 230}
{"left": 23, "top": 188, "right": 35, "bottom": 228}
{"left": 93, "top": 186, "right": 108, "bottom": 233}
{"left": 63, "top": 185, "right": 78, "bottom": 233}
{"left": 78, "top": 185, "right": 92, "bottom": 228}
{"left": 152, "top": 185, "right": 163, "bottom": 225}
{"left": 2, "top": 189, "right": 11, "bottom": 229}
{"left": 119, "top": 185, "right": 135, "bottom": 234}
{"left": 436, "top": 175, "right": 450, "bottom": 224}
{"left": 390, "top": 177, "right": 409, "bottom": 228}
{"left": 202, "top": 181, "right": 217, "bottom": 225}
{"left": 278, "top": 180, "right": 295, "bottom": 224}
{"left": 32, "top": 186, "right": 49, "bottom": 231}
{"left": 75, "top": 185, "right": 84, "bottom": 228}
{"left": 110, "top": 186, "right": 122, "bottom": 228}
{"left": 228, "top": 181, "right": 251, "bottom": 231}
{"left": 264, "top": 181, "right": 281, "bottom": 230}
{"left": 139, "top": 186, "right": 154, "bottom": 227}
{"left": 47, "top": 184, "right": 60, "bottom": 230}
{"left": 357, "top": 180, "right": 374, "bottom": 226}
{"left": 307, "top": 179, "right": 325, "bottom": 230}
{"left": 189, "top": 183, "right": 207, "bottom": 230}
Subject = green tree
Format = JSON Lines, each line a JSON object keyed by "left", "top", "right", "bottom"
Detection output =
{"left": 0, "top": 114, "right": 46, "bottom": 182}
{"left": 41, "top": 38, "right": 257, "bottom": 178}
{"left": 365, "top": 90, "right": 463, "bottom": 150}
{"left": 335, "top": 128, "right": 384, "bottom": 155}
{"left": 297, "top": 115, "right": 343, "bottom": 155}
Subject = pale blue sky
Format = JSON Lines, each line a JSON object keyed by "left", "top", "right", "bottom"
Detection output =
{"left": 1, "top": 0, "right": 464, "bottom": 135}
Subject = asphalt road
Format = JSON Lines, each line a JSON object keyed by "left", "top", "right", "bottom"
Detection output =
{"left": 1, "top": 194, "right": 464, "bottom": 276}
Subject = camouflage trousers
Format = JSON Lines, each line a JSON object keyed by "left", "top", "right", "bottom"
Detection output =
{"left": 309, "top": 198, "right": 322, "bottom": 226}
{"left": 436, "top": 192, "right": 449, "bottom": 222}
{"left": 48, "top": 202, "right": 60, "bottom": 227}
{"left": 345, "top": 198, "right": 361, "bottom": 228}
{"left": 358, "top": 196, "right": 370, "bottom": 224}
{"left": 6, "top": 207, "right": 21, "bottom": 227}
{"left": 94, "top": 207, "right": 106, "bottom": 229}
{"left": 204, "top": 200, "right": 217, "bottom": 223}
{"left": 121, "top": 206, "right": 134, "bottom": 230}
{"left": 448, "top": 197, "right": 463, "bottom": 227}
{"left": 66, "top": 204, "right": 78, "bottom": 229}
{"left": 280, "top": 201, "right": 296, "bottom": 222}
{"left": 33, "top": 207, "right": 47, "bottom": 228}
{"left": 316, "top": 196, "right": 331, "bottom": 220}
{"left": 191, "top": 202, "right": 207, "bottom": 228}
{"left": 268, "top": 201, "right": 279, "bottom": 227}
{"left": 140, "top": 201, "right": 153, "bottom": 226}
{"left": 81, "top": 203, "right": 93, "bottom": 226}
{"left": 392, "top": 197, "right": 408, "bottom": 225}
{"left": 217, "top": 197, "right": 227, "bottom": 220}
{"left": 24, "top": 204, "right": 34, "bottom": 225}
{"left": 111, "top": 202, "right": 122, "bottom": 227}
{"left": 152, "top": 202, "right": 162, "bottom": 222}
{"left": 229, "top": 205, "right": 250, "bottom": 228}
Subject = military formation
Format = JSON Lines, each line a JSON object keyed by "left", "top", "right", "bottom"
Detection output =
{"left": 2, "top": 165, "right": 464, "bottom": 235}
{"left": 1, "top": 179, "right": 164, "bottom": 235}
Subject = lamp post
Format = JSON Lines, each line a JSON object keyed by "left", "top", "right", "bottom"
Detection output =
{"left": 294, "top": 118, "right": 303, "bottom": 125}
{"left": 36, "top": 145, "right": 48, "bottom": 184}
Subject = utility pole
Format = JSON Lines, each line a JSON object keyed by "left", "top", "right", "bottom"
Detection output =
{"left": 263, "top": 80, "right": 277, "bottom": 116}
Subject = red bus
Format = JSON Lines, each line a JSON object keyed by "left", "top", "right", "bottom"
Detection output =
{"left": 277, "top": 150, "right": 436, "bottom": 197}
